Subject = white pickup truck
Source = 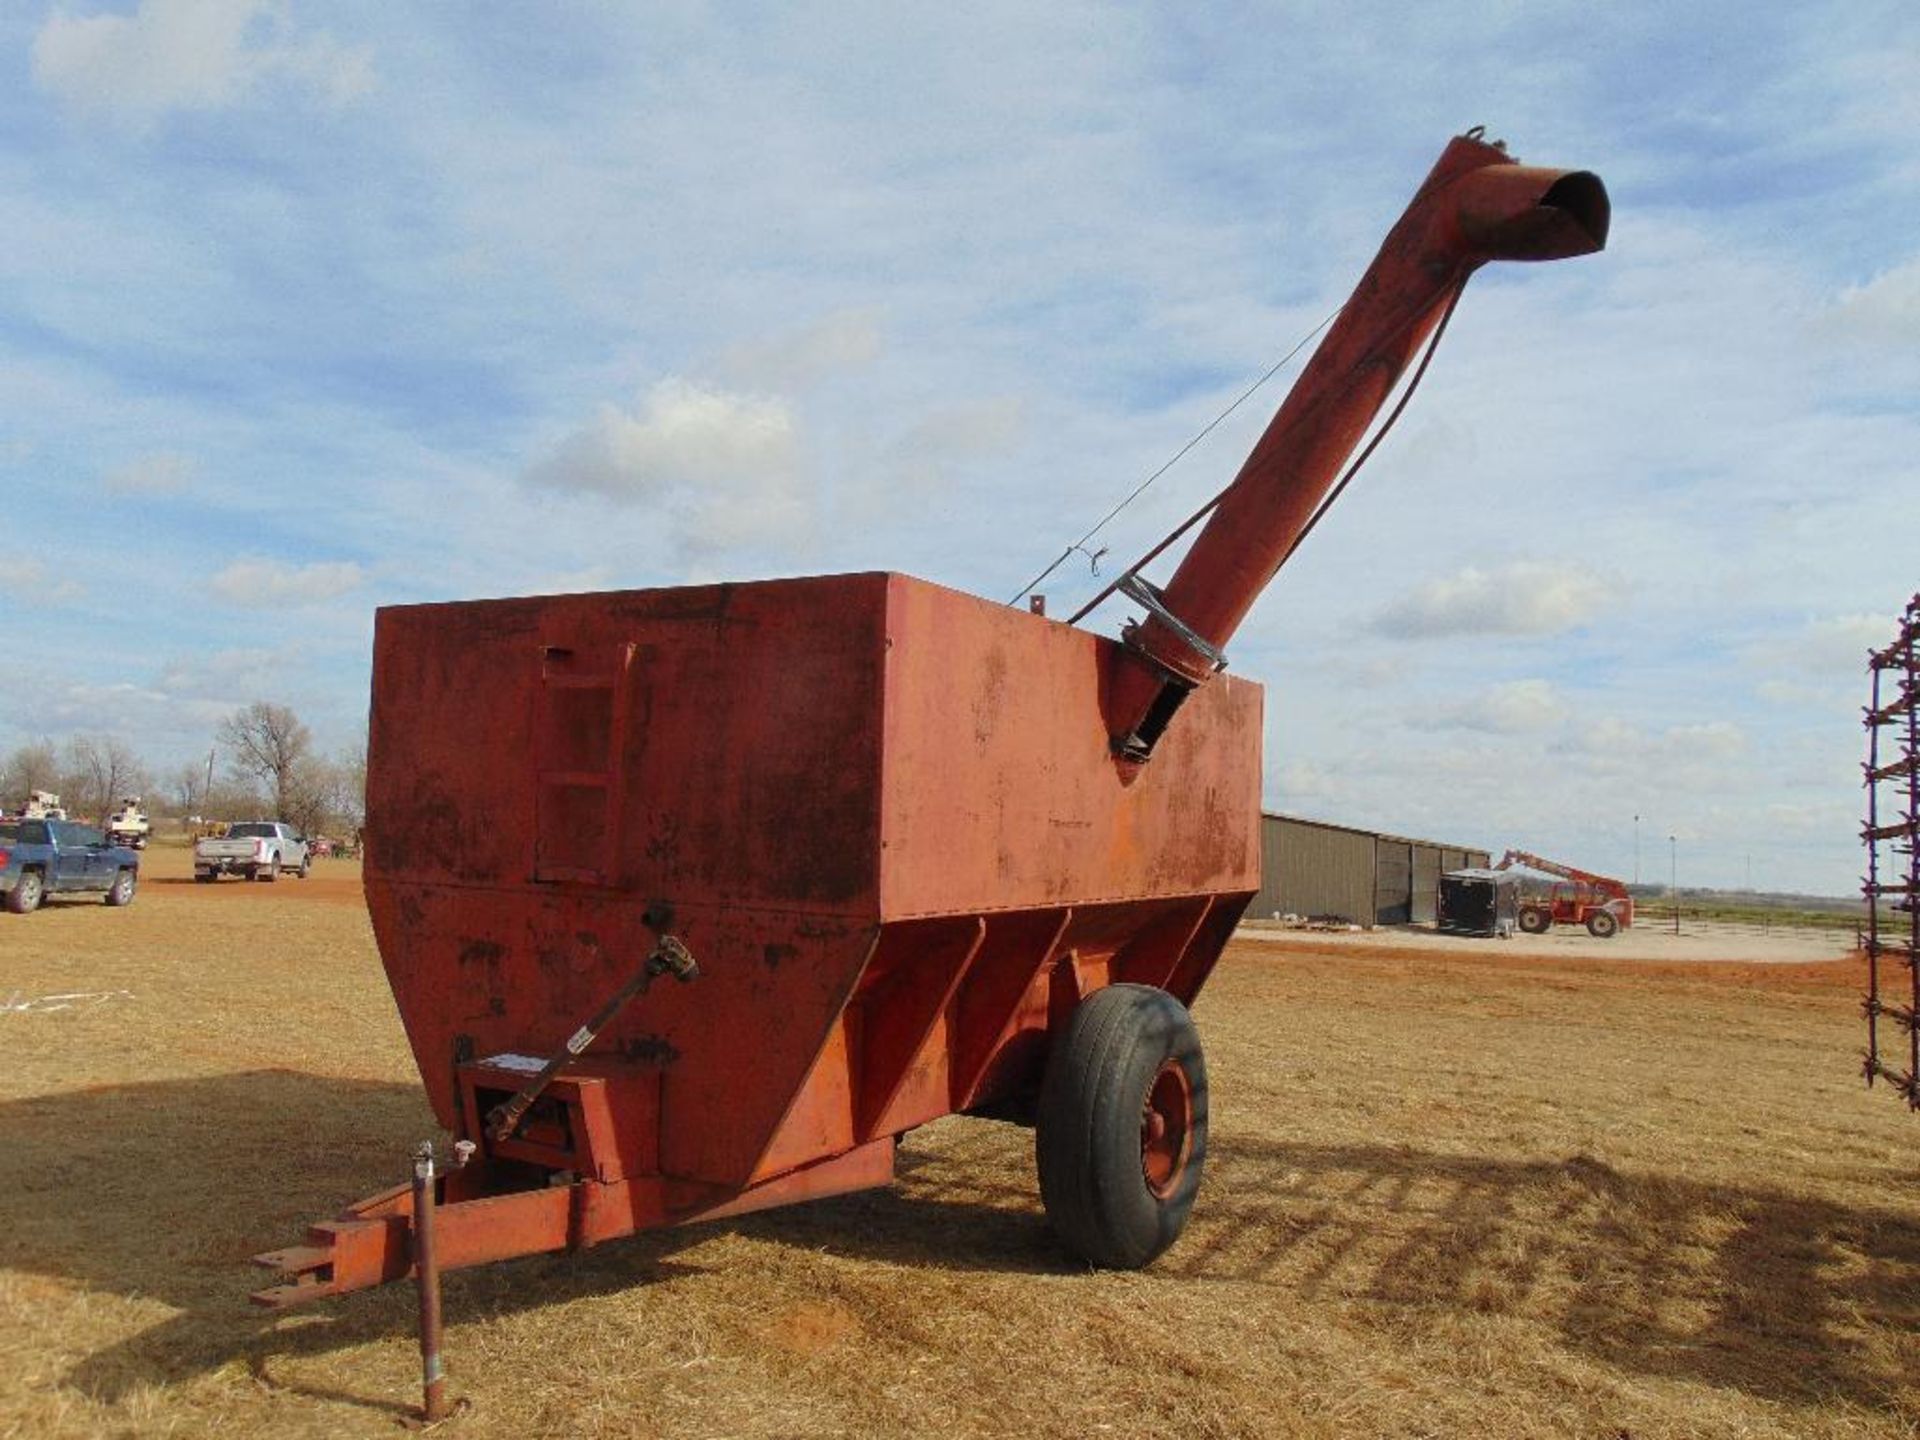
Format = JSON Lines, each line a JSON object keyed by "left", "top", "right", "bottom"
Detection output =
{"left": 193, "top": 820, "right": 311, "bottom": 882}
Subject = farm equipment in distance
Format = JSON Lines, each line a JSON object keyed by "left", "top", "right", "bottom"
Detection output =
{"left": 249, "top": 130, "right": 1610, "bottom": 1423}
{"left": 1493, "top": 849, "right": 1634, "bottom": 938}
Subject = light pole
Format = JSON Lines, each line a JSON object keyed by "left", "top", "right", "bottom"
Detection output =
{"left": 1634, "top": 814, "right": 1641, "bottom": 889}
{"left": 1669, "top": 834, "right": 1678, "bottom": 936}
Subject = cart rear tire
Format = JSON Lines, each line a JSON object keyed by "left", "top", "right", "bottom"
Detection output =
{"left": 1036, "top": 983, "right": 1207, "bottom": 1270}
{"left": 1585, "top": 909, "right": 1619, "bottom": 938}
{"left": 1518, "top": 906, "right": 1552, "bottom": 934}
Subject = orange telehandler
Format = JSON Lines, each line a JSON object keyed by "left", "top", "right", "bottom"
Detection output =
{"left": 1492, "top": 849, "right": 1634, "bottom": 938}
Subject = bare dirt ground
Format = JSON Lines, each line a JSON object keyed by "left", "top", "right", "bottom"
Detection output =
{"left": 3, "top": 842, "right": 1917, "bottom": 1438}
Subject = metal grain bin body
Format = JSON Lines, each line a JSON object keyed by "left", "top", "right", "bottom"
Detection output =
{"left": 364, "top": 570, "right": 1262, "bottom": 1195}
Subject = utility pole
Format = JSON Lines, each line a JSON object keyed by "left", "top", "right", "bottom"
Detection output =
{"left": 204, "top": 747, "right": 215, "bottom": 814}
{"left": 1633, "top": 814, "right": 1641, "bottom": 888}
{"left": 1669, "top": 834, "right": 1679, "bottom": 936}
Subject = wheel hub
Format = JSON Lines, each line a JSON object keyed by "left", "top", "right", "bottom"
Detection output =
{"left": 1140, "top": 1060, "right": 1193, "bottom": 1199}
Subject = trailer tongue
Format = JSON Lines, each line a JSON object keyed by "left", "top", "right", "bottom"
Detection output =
{"left": 252, "top": 130, "right": 1608, "bottom": 1417}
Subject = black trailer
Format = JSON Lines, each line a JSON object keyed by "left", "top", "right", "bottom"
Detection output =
{"left": 1437, "top": 867, "right": 1522, "bottom": 937}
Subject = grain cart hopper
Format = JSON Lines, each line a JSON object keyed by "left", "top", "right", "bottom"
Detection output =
{"left": 253, "top": 130, "right": 1607, "bottom": 1411}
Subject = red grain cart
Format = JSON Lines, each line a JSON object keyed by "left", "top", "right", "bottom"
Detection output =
{"left": 254, "top": 131, "right": 1608, "bottom": 1415}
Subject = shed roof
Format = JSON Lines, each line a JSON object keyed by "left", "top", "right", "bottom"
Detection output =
{"left": 1263, "top": 810, "right": 1487, "bottom": 855}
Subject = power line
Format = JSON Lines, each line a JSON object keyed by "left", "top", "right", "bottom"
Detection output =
{"left": 1006, "top": 305, "right": 1343, "bottom": 606}
{"left": 1066, "top": 276, "right": 1467, "bottom": 627}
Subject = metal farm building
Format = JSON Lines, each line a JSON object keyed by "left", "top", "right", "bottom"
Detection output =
{"left": 1249, "top": 812, "right": 1490, "bottom": 928}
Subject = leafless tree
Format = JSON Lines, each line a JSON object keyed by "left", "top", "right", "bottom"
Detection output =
{"left": 217, "top": 701, "right": 315, "bottom": 820}
{"left": 1, "top": 739, "right": 60, "bottom": 807}
{"left": 170, "top": 761, "right": 201, "bottom": 816}
{"left": 169, "top": 756, "right": 224, "bottom": 818}
{"left": 61, "top": 734, "right": 147, "bottom": 822}
{"left": 336, "top": 729, "right": 368, "bottom": 828}
{"left": 207, "top": 776, "right": 267, "bottom": 819}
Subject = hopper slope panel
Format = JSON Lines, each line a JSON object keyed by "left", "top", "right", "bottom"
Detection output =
{"left": 877, "top": 576, "right": 1263, "bottom": 919}
{"left": 366, "top": 574, "right": 890, "bottom": 914}
{"left": 367, "top": 880, "right": 879, "bottom": 1185}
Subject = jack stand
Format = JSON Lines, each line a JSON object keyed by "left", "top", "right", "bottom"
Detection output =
{"left": 402, "top": 1140, "right": 473, "bottom": 1430}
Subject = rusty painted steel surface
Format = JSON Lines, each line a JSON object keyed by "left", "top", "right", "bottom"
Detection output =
{"left": 254, "top": 1136, "right": 902, "bottom": 1309}
{"left": 1109, "top": 132, "right": 1610, "bottom": 756}
{"left": 256, "top": 572, "right": 1260, "bottom": 1304}
{"left": 369, "top": 572, "right": 1258, "bottom": 1177}
{"left": 409, "top": 1145, "right": 448, "bottom": 1424}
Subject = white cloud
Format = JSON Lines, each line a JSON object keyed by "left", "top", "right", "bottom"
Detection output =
{"left": 716, "top": 309, "right": 885, "bottom": 393}
{"left": 1764, "top": 798, "right": 1859, "bottom": 836}
{"left": 1370, "top": 563, "right": 1615, "bottom": 640}
{"left": 103, "top": 450, "right": 194, "bottom": 495}
{"left": 32, "top": 0, "right": 373, "bottom": 129}
{"left": 527, "top": 565, "right": 616, "bottom": 596}
{"left": 1824, "top": 256, "right": 1920, "bottom": 348}
{"left": 1746, "top": 613, "right": 1894, "bottom": 713}
{"left": 1772, "top": 612, "right": 1898, "bottom": 675}
{"left": 1557, "top": 717, "right": 1748, "bottom": 772}
{"left": 525, "top": 378, "right": 808, "bottom": 556}
{"left": 211, "top": 557, "right": 363, "bottom": 605}
{"left": 0, "top": 561, "right": 85, "bottom": 605}
{"left": 1435, "top": 679, "right": 1569, "bottom": 734}
{"left": 1270, "top": 758, "right": 1337, "bottom": 803}
{"left": 863, "top": 396, "right": 1028, "bottom": 513}
{"left": 154, "top": 644, "right": 297, "bottom": 700}
{"left": 1755, "top": 678, "right": 1834, "bottom": 708}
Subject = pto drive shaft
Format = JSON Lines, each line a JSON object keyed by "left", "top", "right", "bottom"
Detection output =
{"left": 485, "top": 934, "right": 699, "bottom": 1143}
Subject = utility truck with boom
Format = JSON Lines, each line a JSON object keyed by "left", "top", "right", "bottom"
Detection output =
{"left": 105, "top": 796, "right": 150, "bottom": 850}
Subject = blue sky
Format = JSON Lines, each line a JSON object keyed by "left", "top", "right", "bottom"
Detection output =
{"left": 1, "top": 1, "right": 1915, "bottom": 895}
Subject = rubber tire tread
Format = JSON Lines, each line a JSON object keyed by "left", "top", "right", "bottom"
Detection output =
{"left": 104, "top": 868, "right": 136, "bottom": 907}
{"left": 6, "top": 870, "right": 44, "bottom": 914}
{"left": 1586, "top": 910, "right": 1618, "bottom": 938}
{"left": 1518, "top": 907, "right": 1551, "bottom": 934}
{"left": 1036, "top": 983, "right": 1207, "bottom": 1270}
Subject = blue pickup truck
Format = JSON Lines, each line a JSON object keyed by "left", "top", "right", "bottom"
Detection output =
{"left": 0, "top": 818, "right": 140, "bottom": 914}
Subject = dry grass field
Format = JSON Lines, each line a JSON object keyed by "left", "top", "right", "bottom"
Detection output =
{"left": 4, "top": 840, "right": 1918, "bottom": 1439}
